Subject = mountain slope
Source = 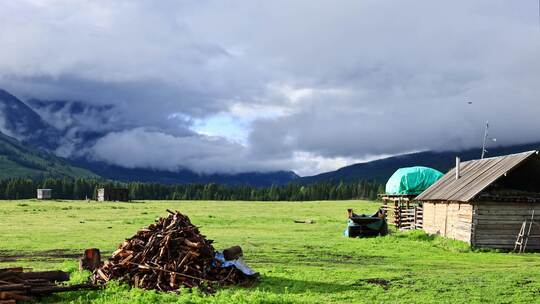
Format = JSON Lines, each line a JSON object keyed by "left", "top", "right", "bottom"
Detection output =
{"left": 0, "top": 128, "right": 297, "bottom": 185}
{"left": 76, "top": 160, "right": 298, "bottom": 186}
{"left": 27, "top": 98, "right": 115, "bottom": 146}
{"left": 0, "top": 89, "right": 63, "bottom": 150}
{"left": 0, "top": 132, "right": 96, "bottom": 179}
{"left": 0, "top": 88, "right": 298, "bottom": 186}
{"left": 299, "top": 142, "right": 540, "bottom": 184}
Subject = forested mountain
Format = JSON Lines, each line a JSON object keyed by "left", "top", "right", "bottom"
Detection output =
{"left": 76, "top": 160, "right": 298, "bottom": 186}
{"left": 0, "top": 132, "right": 96, "bottom": 179}
{"left": 1, "top": 87, "right": 539, "bottom": 187}
{"left": 0, "top": 88, "right": 298, "bottom": 186}
{"left": 299, "top": 142, "right": 540, "bottom": 184}
{"left": 0, "top": 89, "right": 62, "bottom": 150}
{"left": 0, "top": 129, "right": 298, "bottom": 186}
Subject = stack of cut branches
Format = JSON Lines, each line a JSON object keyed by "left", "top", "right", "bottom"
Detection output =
{"left": 92, "top": 210, "right": 250, "bottom": 293}
{"left": 0, "top": 267, "right": 95, "bottom": 303}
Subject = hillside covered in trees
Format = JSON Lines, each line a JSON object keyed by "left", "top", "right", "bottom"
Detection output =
{"left": 0, "top": 178, "right": 383, "bottom": 201}
{"left": 0, "top": 132, "right": 96, "bottom": 179}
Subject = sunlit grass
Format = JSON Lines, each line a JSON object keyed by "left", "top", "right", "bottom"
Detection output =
{"left": 1, "top": 200, "right": 539, "bottom": 303}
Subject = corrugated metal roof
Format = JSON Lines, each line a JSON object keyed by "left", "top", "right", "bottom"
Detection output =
{"left": 416, "top": 150, "right": 538, "bottom": 202}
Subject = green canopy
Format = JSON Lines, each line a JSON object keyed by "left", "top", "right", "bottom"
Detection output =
{"left": 385, "top": 166, "right": 443, "bottom": 195}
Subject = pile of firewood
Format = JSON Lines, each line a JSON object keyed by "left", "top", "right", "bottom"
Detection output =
{"left": 92, "top": 210, "right": 251, "bottom": 293}
{"left": 0, "top": 267, "right": 95, "bottom": 303}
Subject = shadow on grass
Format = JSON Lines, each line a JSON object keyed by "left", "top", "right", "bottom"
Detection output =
{"left": 253, "top": 247, "right": 388, "bottom": 267}
{"left": 392, "top": 230, "right": 476, "bottom": 253}
{"left": 393, "top": 230, "right": 436, "bottom": 241}
{"left": 0, "top": 249, "right": 112, "bottom": 262}
{"left": 36, "top": 276, "right": 396, "bottom": 303}
{"left": 253, "top": 250, "right": 387, "bottom": 267}
{"left": 257, "top": 275, "right": 353, "bottom": 294}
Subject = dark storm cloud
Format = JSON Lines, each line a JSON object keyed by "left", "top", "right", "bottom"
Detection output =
{"left": 0, "top": 0, "right": 539, "bottom": 175}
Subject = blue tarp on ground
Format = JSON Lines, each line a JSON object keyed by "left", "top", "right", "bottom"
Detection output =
{"left": 215, "top": 252, "right": 258, "bottom": 276}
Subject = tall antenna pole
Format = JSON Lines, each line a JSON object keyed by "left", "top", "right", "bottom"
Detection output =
{"left": 481, "top": 121, "right": 489, "bottom": 159}
{"left": 536, "top": 0, "right": 540, "bottom": 31}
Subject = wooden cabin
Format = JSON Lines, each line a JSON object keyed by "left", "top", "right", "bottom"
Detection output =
{"left": 416, "top": 151, "right": 540, "bottom": 250}
{"left": 37, "top": 189, "right": 52, "bottom": 200}
{"left": 97, "top": 188, "right": 129, "bottom": 202}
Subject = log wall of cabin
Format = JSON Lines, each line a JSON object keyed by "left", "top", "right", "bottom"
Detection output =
{"left": 422, "top": 201, "right": 474, "bottom": 244}
{"left": 473, "top": 201, "right": 540, "bottom": 250}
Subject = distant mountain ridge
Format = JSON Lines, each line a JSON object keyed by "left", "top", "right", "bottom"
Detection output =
{"left": 298, "top": 142, "right": 540, "bottom": 184}
{"left": 0, "top": 88, "right": 299, "bottom": 186}
{"left": 0, "top": 131, "right": 96, "bottom": 179}
{"left": 0, "top": 89, "right": 63, "bottom": 151}
{"left": 76, "top": 160, "right": 299, "bottom": 186}
{"left": 1, "top": 87, "right": 538, "bottom": 187}
{"left": 27, "top": 98, "right": 117, "bottom": 147}
{"left": 0, "top": 129, "right": 298, "bottom": 185}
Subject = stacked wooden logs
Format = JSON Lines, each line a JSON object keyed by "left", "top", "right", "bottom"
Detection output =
{"left": 92, "top": 210, "right": 249, "bottom": 293}
{"left": 0, "top": 268, "right": 95, "bottom": 303}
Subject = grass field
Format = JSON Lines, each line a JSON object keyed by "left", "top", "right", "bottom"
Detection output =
{"left": 1, "top": 200, "right": 540, "bottom": 303}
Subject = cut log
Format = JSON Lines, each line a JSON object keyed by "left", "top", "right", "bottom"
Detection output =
{"left": 0, "top": 269, "right": 22, "bottom": 274}
{"left": 17, "top": 271, "right": 69, "bottom": 282}
{"left": 0, "top": 284, "right": 26, "bottom": 292}
{"left": 0, "top": 292, "right": 33, "bottom": 302}
{"left": 79, "top": 248, "right": 103, "bottom": 271}
{"left": 223, "top": 246, "right": 243, "bottom": 261}
{"left": 30, "top": 283, "right": 99, "bottom": 295}
{"left": 0, "top": 268, "right": 96, "bottom": 302}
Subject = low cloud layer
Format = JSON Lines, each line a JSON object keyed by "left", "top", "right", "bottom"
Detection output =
{"left": 90, "top": 128, "right": 292, "bottom": 174}
{"left": 1, "top": 1, "right": 539, "bottom": 175}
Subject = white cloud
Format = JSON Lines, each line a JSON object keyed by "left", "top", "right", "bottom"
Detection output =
{"left": 90, "top": 128, "right": 290, "bottom": 174}
{"left": 290, "top": 151, "right": 397, "bottom": 176}
{"left": 229, "top": 103, "right": 291, "bottom": 120}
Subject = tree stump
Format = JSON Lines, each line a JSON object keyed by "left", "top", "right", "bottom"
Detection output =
{"left": 223, "top": 246, "right": 243, "bottom": 260}
{"left": 79, "top": 248, "right": 102, "bottom": 271}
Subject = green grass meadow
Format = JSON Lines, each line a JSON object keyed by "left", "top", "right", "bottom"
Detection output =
{"left": 1, "top": 200, "right": 540, "bottom": 303}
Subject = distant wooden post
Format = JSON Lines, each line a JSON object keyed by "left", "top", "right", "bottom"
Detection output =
{"left": 394, "top": 201, "right": 399, "bottom": 227}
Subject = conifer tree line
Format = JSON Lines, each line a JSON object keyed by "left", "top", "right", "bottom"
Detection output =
{"left": 0, "top": 177, "right": 384, "bottom": 201}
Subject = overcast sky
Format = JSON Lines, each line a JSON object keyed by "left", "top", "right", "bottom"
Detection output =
{"left": 0, "top": 0, "right": 539, "bottom": 176}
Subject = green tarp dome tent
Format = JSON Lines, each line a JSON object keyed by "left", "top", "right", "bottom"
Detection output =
{"left": 385, "top": 166, "right": 443, "bottom": 195}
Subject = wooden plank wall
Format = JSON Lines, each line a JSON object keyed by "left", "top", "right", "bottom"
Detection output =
{"left": 474, "top": 201, "right": 540, "bottom": 250}
{"left": 423, "top": 202, "right": 473, "bottom": 244}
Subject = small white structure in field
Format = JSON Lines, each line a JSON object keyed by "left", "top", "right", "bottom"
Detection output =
{"left": 37, "top": 189, "right": 52, "bottom": 200}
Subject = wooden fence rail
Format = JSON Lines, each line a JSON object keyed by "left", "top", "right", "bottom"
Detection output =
{"left": 381, "top": 204, "right": 423, "bottom": 230}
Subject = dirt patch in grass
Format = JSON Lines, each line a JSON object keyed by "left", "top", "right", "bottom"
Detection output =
{"left": 352, "top": 278, "right": 392, "bottom": 290}
{"left": 0, "top": 249, "right": 82, "bottom": 262}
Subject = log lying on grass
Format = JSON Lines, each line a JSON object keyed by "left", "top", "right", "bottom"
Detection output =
{"left": 92, "top": 209, "right": 254, "bottom": 293}
{"left": 0, "top": 268, "right": 97, "bottom": 303}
